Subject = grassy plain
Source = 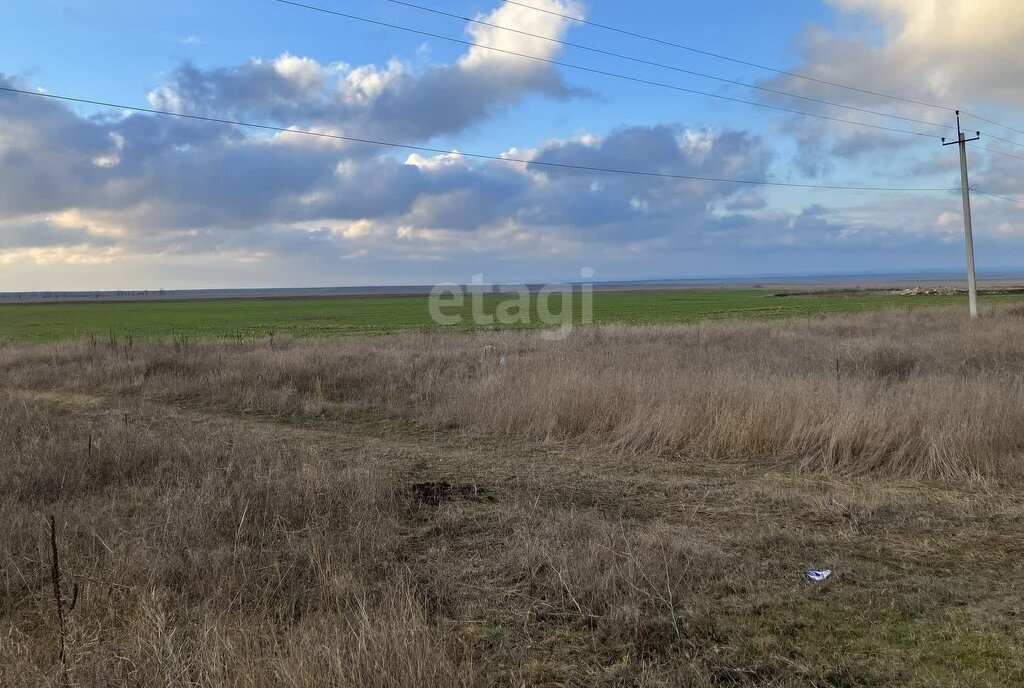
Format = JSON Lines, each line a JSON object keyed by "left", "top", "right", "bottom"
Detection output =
{"left": 2, "top": 307, "right": 1024, "bottom": 685}
{"left": 0, "top": 287, "right": 1017, "bottom": 341}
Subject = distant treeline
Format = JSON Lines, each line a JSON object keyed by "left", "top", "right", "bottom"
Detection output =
{"left": 0, "top": 290, "right": 172, "bottom": 301}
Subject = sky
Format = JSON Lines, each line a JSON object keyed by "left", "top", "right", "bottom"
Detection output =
{"left": 1, "top": 0, "right": 1023, "bottom": 290}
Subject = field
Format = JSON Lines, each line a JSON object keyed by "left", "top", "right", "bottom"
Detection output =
{"left": 0, "top": 287, "right": 1017, "bottom": 341}
{"left": 3, "top": 305, "right": 1024, "bottom": 686}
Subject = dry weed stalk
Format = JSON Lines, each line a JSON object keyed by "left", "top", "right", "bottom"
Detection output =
{"left": 49, "top": 515, "right": 78, "bottom": 686}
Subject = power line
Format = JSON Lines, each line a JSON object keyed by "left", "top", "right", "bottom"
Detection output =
{"left": 0, "top": 85, "right": 959, "bottom": 194}
{"left": 965, "top": 113, "right": 1024, "bottom": 140}
{"left": 966, "top": 143, "right": 1024, "bottom": 163}
{"left": 978, "top": 131, "right": 1024, "bottom": 150}
{"left": 269, "top": 0, "right": 943, "bottom": 140}
{"left": 502, "top": 0, "right": 954, "bottom": 112}
{"left": 504, "top": 0, "right": 1024, "bottom": 141}
{"left": 975, "top": 190, "right": 1024, "bottom": 207}
{"left": 367, "top": 0, "right": 952, "bottom": 135}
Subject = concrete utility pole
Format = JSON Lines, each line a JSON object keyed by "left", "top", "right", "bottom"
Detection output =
{"left": 942, "top": 112, "right": 981, "bottom": 318}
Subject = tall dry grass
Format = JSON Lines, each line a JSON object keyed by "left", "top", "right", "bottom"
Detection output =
{"left": 3, "top": 306, "right": 1024, "bottom": 480}
{"left": 5, "top": 306, "right": 1024, "bottom": 685}
{"left": 0, "top": 392, "right": 737, "bottom": 686}
{"left": 0, "top": 395, "right": 476, "bottom": 686}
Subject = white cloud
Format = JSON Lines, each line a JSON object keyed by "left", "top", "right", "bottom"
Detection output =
{"left": 764, "top": 0, "right": 1024, "bottom": 112}
{"left": 5, "top": 1, "right": 1024, "bottom": 288}
{"left": 0, "top": 245, "right": 125, "bottom": 266}
{"left": 340, "top": 60, "right": 406, "bottom": 106}
{"left": 91, "top": 132, "right": 126, "bottom": 168}
{"left": 271, "top": 54, "right": 327, "bottom": 94}
{"left": 0, "top": 77, "right": 798, "bottom": 268}
{"left": 144, "top": 1, "right": 587, "bottom": 143}
{"left": 460, "top": 0, "right": 584, "bottom": 69}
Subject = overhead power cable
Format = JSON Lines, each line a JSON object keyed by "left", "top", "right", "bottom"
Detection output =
{"left": 975, "top": 190, "right": 1024, "bottom": 207}
{"left": 367, "top": 0, "right": 951, "bottom": 134}
{"left": 0, "top": 85, "right": 959, "bottom": 194}
{"left": 504, "top": 0, "right": 1024, "bottom": 141}
{"left": 502, "top": 0, "right": 954, "bottom": 111}
{"left": 978, "top": 131, "right": 1024, "bottom": 150}
{"left": 966, "top": 114, "right": 1024, "bottom": 140}
{"left": 269, "top": 0, "right": 943, "bottom": 140}
{"left": 966, "top": 144, "right": 1024, "bottom": 163}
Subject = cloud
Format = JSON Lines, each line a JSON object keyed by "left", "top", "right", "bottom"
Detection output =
{"left": 761, "top": 0, "right": 1024, "bottom": 115}
{"left": 9, "top": 67, "right": 1010, "bottom": 287}
{"left": 0, "top": 218, "right": 117, "bottom": 250}
{"left": 830, "top": 130, "right": 915, "bottom": 159}
{"left": 149, "top": 0, "right": 586, "bottom": 142}
{"left": 973, "top": 151, "right": 1024, "bottom": 196}
{"left": 746, "top": 0, "right": 1024, "bottom": 184}
{"left": 0, "top": 68, "right": 794, "bottom": 270}
{"left": 460, "top": 0, "right": 584, "bottom": 69}
{"left": 5, "top": 0, "right": 1022, "bottom": 289}
{"left": 785, "top": 120, "right": 921, "bottom": 179}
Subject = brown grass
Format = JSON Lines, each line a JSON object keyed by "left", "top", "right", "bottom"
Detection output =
{"left": 4, "top": 306, "right": 1024, "bottom": 480}
{"left": 0, "top": 395, "right": 479, "bottom": 686}
{"left": 3, "top": 306, "right": 1024, "bottom": 685}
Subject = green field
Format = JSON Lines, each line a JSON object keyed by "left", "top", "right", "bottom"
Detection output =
{"left": 0, "top": 288, "right": 1018, "bottom": 341}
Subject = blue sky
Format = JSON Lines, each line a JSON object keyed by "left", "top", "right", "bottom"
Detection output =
{"left": 5, "top": 0, "right": 836, "bottom": 163}
{"left": 1, "top": 0, "right": 1022, "bottom": 289}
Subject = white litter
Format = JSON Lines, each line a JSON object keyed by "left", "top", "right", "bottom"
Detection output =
{"left": 498, "top": 356, "right": 508, "bottom": 370}
{"left": 805, "top": 569, "right": 832, "bottom": 582}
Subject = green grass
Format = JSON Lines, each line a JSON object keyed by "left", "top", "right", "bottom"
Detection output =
{"left": 0, "top": 288, "right": 1019, "bottom": 341}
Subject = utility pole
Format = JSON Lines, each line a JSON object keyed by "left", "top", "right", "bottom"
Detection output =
{"left": 942, "top": 112, "right": 981, "bottom": 318}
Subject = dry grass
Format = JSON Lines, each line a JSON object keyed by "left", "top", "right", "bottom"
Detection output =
{"left": 4, "top": 306, "right": 1024, "bottom": 480}
{"left": 3, "top": 306, "right": 1024, "bottom": 685}
{"left": 0, "top": 395, "right": 480, "bottom": 686}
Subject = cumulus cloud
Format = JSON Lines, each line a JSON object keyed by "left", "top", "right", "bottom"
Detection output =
{"left": 7, "top": 64, "right": 1010, "bottom": 287}
{"left": 746, "top": 0, "right": 1024, "bottom": 184}
{"left": 973, "top": 151, "right": 1024, "bottom": 197}
{"left": 460, "top": 0, "right": 584, "bottom": 69}
{"left": 761, "top": 0, "right": 1024, "bottom": 115}
{"left": 149, "top": 0, "right": 585, "bottom": 142}
{"left": 0, "top": 73, "right": 771, "bottom": 244}
{"left": 2, "top": 61, "right": 811, "bottom": 276}
{"left": 784, "top": 119, "right": 922, "bottom": 179}
{"left": 5, "top": 0, "right": 1021, "bottom": 289}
